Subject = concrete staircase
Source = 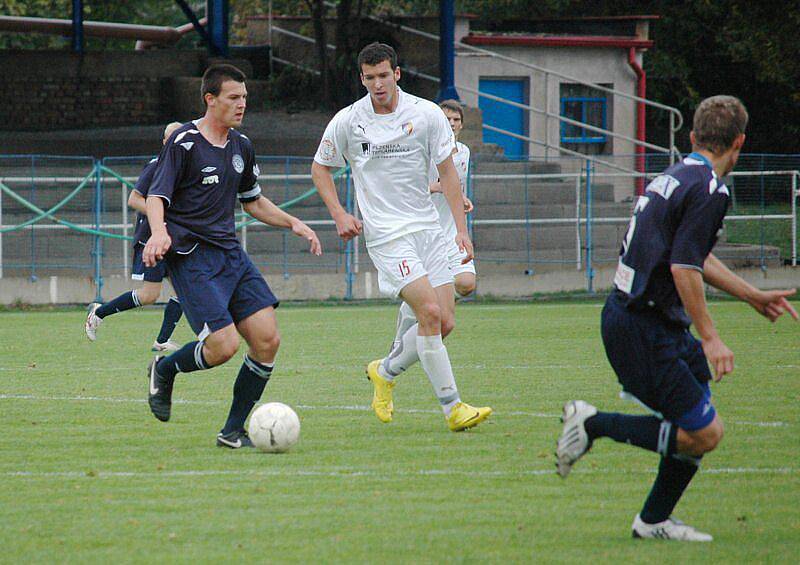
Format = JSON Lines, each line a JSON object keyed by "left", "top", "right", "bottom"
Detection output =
{"left": 0, "top": 125, "right": 783, "bottom": 281}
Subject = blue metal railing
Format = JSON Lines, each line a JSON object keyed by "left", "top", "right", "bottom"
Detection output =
{"left": 1, "top": 153, "right": 797, "bottom": 297}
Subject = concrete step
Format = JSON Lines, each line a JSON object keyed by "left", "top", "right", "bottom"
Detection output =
{"left": 470, "top": 160, "right": 562, "bottom": 175}
{"left": 713, "top": 243, "right": 782, "bottom": 268}
{"left": 472, "top": 247, "right": 621, "bottom": 265}
{"left": 471, "top": 201, "right": 632, "bottom": 220}
{"left": 472, "top": 181, "right": 616, "bottom": 204}
{"left": 471, "top": 223, "right": 626, "bottom": 251}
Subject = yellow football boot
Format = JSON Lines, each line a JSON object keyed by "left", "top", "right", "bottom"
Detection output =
{"left": 366, "top": 359, "right": 394, "bottom": 423}
{"left": 447, "top": 402, "right": 492, "bottom": 432}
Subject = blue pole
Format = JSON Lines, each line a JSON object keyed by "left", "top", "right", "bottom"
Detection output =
{"left": 437, "top": 0, "right": 459, "bottom": 101}
{"left": 585, "top": 159, "right": 594, "bottom": 293}
{"left": 93, "top": 160, "right": 104, "bottom": 301}
{"left": 523, "top": 168, "right": 533, "bottom": 275}
{"left": 30, "top": 156, "right": 37, "bottom": 282}
{"left": 72, "top": 0, "right": 84, "bottom": 54}
{"left": 207, "top": 0, "right": 229, "bottom": 57}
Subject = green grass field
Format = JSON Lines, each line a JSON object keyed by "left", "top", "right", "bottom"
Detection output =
{"left": 1, "top": 301, "right": 798, "bottom": 563}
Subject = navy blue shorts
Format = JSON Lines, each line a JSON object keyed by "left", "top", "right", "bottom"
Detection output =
{"left": 132, "top": 244, "right": 168, "bottom": 283}
{"left": 601, "top": 291, "right": 716, "bottom": 431}
{"left": 166, "top": 244, "right": 279, "bottom": 338}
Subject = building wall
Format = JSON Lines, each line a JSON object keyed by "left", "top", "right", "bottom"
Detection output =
{"left": 0, "top": 50, "right": 249, "bottom": 131}
{"left": 456, "top": 45, "right": 640, "bottom": 199}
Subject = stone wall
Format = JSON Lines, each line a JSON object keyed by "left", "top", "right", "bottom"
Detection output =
{"left": 0, "top": 50, "right": 255, "bottom": 131}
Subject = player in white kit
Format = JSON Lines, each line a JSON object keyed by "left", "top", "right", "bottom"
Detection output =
{"left": 311, "top": 43, "right": 491, "bottom": 431}
{"left": 390, "top": 99, "right": 476, "bottom": 360}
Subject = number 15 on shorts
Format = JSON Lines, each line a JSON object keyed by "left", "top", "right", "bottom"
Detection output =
{"left": 398, "top": 259, "right": 411, "bottom": 278}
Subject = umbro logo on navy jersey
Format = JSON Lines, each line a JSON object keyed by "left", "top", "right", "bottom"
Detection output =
{"left": 202, "top": 175, "right": 219, "bottom": 185}
{"left": 180, "top": 142, "right": 194, "bottom": 151}
{"left": 201, "top": 166, "right": 216, "bottom": 173}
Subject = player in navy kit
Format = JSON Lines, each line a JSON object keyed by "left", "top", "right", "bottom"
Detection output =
{"left": 142, "top": 64, "right": 322, "bottom": 448}
{"left": 556, "top": 96, "right": 797, "bottom": 541}
{"left": 85, "top": 122, "right": 184, "bottom": 352}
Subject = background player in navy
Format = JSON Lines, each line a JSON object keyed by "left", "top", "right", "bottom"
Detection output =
{"left": 556, "top": 96, "right": 797, "bottom": 541}
{"left": 142, "top": 64, "right": 322, "bottom": 448}
{"left": 85, "top": 121, "right": 185, "bottom": 352}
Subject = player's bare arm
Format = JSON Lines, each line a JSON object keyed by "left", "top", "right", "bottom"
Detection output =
{"left": 143, "top": 195, "right": 171, "bottom": 267}
{"left": 311, "top": 161, "right": 363, "bottom": 241}
{"left": 702, "top": 253, "right": 798, "bottom": 322}
{"left": 437, "top": 156, "right": 473, "bottom": 262}
{"left": 671, "top": 264, "right": 734, "bottom": 381}
{"left": 128, "top": 191, "right": 147, "bottom": 214}
{"left": 242, "top": 196, "right": 322, "bottom": 256}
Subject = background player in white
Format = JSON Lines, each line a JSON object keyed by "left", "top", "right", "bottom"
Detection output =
{"left": 311, "top": 42, "right": 491, "bottom": 431}
{"left": 391, "top": 99, "right": 475, "bottom": 359}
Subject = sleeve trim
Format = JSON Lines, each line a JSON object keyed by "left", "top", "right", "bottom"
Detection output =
{"left": 149, "top": 194, "right": 171, "bottom": 207}
{"left": 670, "top": 263, "right": 704, "bottom": 273}
{"left": 238, "top": 184, "right": 262, "bottom": 201}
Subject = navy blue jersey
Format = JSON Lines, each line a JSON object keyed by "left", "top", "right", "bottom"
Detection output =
{"left": 612, "top": 153, "right": 730, "bottom": 326}
{"left": 132, "top": 157, "right": 158, "bottom": 245}
{"left": 148, "top": 122, "right": 262, "bottom": 253}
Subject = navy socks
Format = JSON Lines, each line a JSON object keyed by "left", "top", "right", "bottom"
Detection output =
{"left": 585, "top": 412, "right": 677, "bottom": 456}
{"left": 96, "top": 290, "right": 139, "bottom": 318}
{"left": 222, "top": 355, "right": 274, "bottom": 434}
{"left": 640, "top": 455, "right": 701, "bottom": 523}
{"left": 155, "top": 297, "right": 183, "bottom": 343}
{"left": 156, "top": 341, "right": 209, "bottom": 381}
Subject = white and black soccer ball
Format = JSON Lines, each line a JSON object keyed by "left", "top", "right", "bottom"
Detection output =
{"left": 248, "top": 402, "right": 301, "bottom": 453}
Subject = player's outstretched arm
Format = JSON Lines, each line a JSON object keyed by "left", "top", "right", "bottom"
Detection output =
{"left": 143, "top": 196, "right": 171, "bottom": 267}
{"left": 702, "top": 253, "right": 798, "bottom": 322}
{"left": 311, "top": 162, "right": 362, "bottom": 241}
{"left": 242, "top": 196, "right": 321, "bottom": 256}
{"left": 437, "top": 157, "right": 473, "bottom": 263}
{"left": 672, "top": 264, "right": 734, "bottom": 381}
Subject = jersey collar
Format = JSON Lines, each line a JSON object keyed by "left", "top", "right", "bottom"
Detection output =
{"left": 367, "top": 86, "right": 403, "bottom": 116}
{"left": 686, "top": 151, "right": 713, "bottom": 171}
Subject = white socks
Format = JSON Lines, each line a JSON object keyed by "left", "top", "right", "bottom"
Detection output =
{"left": 390, "top": 301, "right": 418, "bottom": 352}
{"left": 380, "top": 302, "right": 460, "bottom": 416}
{"left": 416, "top": 334, "right": 460, "bottom": 416}
{"left": 379, "top": 323, "right": 420, "bottom": 380}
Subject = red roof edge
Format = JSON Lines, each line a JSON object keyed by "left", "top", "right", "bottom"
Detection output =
{"left": 463, "top": 34, "right": 654, "bottom": 49}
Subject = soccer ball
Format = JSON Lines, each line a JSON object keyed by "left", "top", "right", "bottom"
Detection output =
{"left": 247, "top": 402, "right": 301, "bottom": 453}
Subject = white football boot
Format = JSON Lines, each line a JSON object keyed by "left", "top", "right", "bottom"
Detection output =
{"left": 152, "top": 339, "right": 180, "bottom": 353}
{"left": 84, "top": 302, "right": 103, "bottom": 342}
{"left": 632, "top": 514, "right": 713, "bottom": 542}
{"left": 556, "top": 400, "right": 597, "bottom": 478}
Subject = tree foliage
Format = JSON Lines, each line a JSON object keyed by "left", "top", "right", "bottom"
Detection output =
{"left": 1, "top": 0, "right": 796, "bottom": 150}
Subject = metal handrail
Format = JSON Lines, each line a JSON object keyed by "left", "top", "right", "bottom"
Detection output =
{"left": 407, "top": 67, "right": 673, "bottom": 155}
{"left": 269, "top": 16, "right": 679, "bottom": 175}
{"left": 330, "top": 4, "right": 683, "bottom": 132}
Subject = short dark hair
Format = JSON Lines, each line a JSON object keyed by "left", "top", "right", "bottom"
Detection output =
{"left": 357, "top": 42, "right": 398, "bottom": 72}
{"left": 201, "top": 64, "right": 246, "bottom": 105}
{"left": 692, "top": 95, "right": 748, "bottom": 153}
{"left": 439, "top": 99, "right": 464, "bottom": 121}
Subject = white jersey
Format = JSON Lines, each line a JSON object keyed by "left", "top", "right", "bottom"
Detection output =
{"left": 429, "top": 141, "right": 470, "bottom": 240}
{"left": 314, "top": 88, "right": 455, "bottom": 247}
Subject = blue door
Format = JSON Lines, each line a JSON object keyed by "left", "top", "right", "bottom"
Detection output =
{"left": 479, "top": 78, "right": 528, "bottom": 159}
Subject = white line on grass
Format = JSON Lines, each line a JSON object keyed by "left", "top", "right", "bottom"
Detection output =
{"left": 0, "top": 394, "right": 791, "bottom": 426}
{"left": 1, "top": 467, "right": 795, "bottom": 480}
{"left": 0, "top": 394, "right": 555, "bottom": 418}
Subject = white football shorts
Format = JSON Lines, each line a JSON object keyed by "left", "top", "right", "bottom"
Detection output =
{"left": 367, "top": 229, "right": 454, "bottom": 298}
{"left": 444, "top": 235, "right": 476, "bottom": 276}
